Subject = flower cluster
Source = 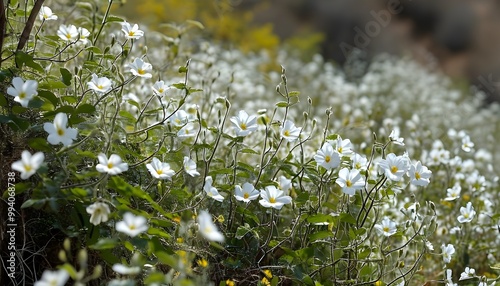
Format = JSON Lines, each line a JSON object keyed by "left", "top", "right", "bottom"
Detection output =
{"left": 5, "top": 2, "right": 499, "bottom": 286}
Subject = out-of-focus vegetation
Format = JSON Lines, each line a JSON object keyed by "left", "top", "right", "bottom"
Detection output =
{"left": 113, "top": 0, "right": 323, "bottom": 57}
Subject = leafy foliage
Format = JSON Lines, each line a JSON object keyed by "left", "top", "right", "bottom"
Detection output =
{"left": 1, "top": 1, "right": 499, "bottom": 286}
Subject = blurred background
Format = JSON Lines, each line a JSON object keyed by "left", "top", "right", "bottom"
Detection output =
{"left": 114, "top": 0, "right": 500, "bottom": 102}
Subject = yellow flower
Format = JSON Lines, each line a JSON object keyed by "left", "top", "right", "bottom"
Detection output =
{"left": 226, "top": 279, "right": 236, "bottom": 286}
{"left": 262, "top": 269, "right": 272, "bottom": 279}
{"left": 197, "top": 258, "right": 208, "bottom": 268}
{"left": 217, "top": 215, "right": 225, "bottom": 223}
{"left": 261, "top": 277, "right": 271, "bottom": 286}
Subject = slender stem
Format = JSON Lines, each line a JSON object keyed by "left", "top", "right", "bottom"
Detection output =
{"left": 16, "top": 0, "right": 45, "bottom": 51}
{"left": 92, "top": 0, "right": 113, "bottom": 46}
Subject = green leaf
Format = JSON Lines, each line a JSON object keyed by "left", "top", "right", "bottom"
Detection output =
{"left": 68, "top": 188, "right": 90, "bottom": 199}
{"left": 147, "top": 227, "right": 171, "bottom": 239}
{"left": 308, "top": 230, "right": 333, "bottom": 242}
{"left": 155, "top": 251, "right": 178, "bottom": 269}
{"left": 89, "top": 238, "right": 119, "bottom": 250}
{"left": 21, "top": 199, "right": 40, "bottom": 209}
{"left": 106, "top": 15, "right": 125, "bottom": 23}
{"left": 186, "top": 20, "right": 205, "bottom": 30}
{"left": 15, "top": 51, "right": 44, "bottom": 73}
{"left": 28, "top": 137, "right": 51, "bottom": 152}
{"left": 275, "top": 101, "right": 288, "bottom": 108}
{"left": 339, "top": 213, "right": 357, "bottom": 225}
{"left": 8, "top": 115, "right": 30, "bottom": 131}
{"left": 306, "top": 214, "right": 335, "bottom": 225}
{"left": 235, "top": 206, "right": 260, "bottom": 225}
{"left": 27, "top": 98, "right": 44, "bottom": 108}
{"left": 325, "top": 134, "right": 339, "bottom": 141}
{"left": 235, "top": 223, "right": 253, "bottom": 239}
{"left": 178, "top": 66, "right": 188, "bottom": 73}
{"left": 0, "top": 94, "right": 7, "bottom": 107}
{"left": 54, "top": 105, "right": 75, "bottom": 114}
{"left": 85, "top": 46, "right": 102, "bottom": 54}
{"left": 60, "top": 68, "right": 72, "bottom": 86}
{"left": 76, "top": 103, "right": 96, "bottom": 114}
{"left": 12, "top": 105, "right": 27, "bottom": 114}
{"left": 61, "top": 96, "right": 77, "bottom": 104}
{"left": 119, "top": 110, "right": 136, "bottom": 121}
{"left": 38, "top": 90, "right": 59, "bottom": 107}
{"left": 108, "top": 176, "right": 170, "bottom": 217}
{"left": 126, "top": 99, "right": 140, "bottom": 109}
{"left": 240, "top": 148, "right": 259, "bottom": 155}
{"left": 39, "top": 81, "right": 68, "bottom": 89}
{"left": 172, "top": 83, "right": 186, "bottom": 90}
{"left": 83, "top": 60, "right": 100, "bottom": 69}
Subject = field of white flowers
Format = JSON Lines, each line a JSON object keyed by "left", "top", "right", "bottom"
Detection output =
{"left": 1, "top": 1, "right": 499, "bottom": 286}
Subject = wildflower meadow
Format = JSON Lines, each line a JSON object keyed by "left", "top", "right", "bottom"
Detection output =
{"left": 1, "top": 1, "right": 500, "bottom": 285}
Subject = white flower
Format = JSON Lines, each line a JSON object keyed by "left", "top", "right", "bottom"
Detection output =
{"left": 441, "top": 244, "right": 455, "bottom": 263}
{"left": 57, "top": 24, "right": 79, "bottom": 42}
{"left": 78, "top": 27, "right": 90, "bottom": 45}
{"left": 457, "top": 202, "right": 476, "bottom": 223}
{"left": 444, "top": 183, "right": 461, "bottom": 201}
{"left": 127, "top": 58, "right": 152, "bottom": 78}
{"left": 43, "top": 113, "right": 78, "bottom": 146}
{"left": 204, "top": 176, "right": 224, "bottom": 202}
{"left": 461, "top": 134, "right": 474, "bottom": 152}
{"left": 234, "top": 183, "right": 260, "bottom": 203}
{"left": 87, "top": 74, "right": 112, "bottom": 94}
{"left": 108, "top": 279, "right": 135, "bottom": 286}
{"left": 336, "top": 168, "right": 365, "bottom": 196}
{"left": 314, "top": 143, "right": 340, "bottom": 170}
{"left": 168, "top": 110, "right": 189, "bottom": 127}
{"left": 459, "top": 267, "right": 475, "bottom": 280}
{"left": 259, "top": 185, "right": 292, "bottom": 210}
{"left": 86, "top": 202, "right": 111, "bottom": 225}
{"left": 408, "top": 161, "right": 432, "bottom": 186}
{"left": 177, "top": 123, "right": 196, "bottom": 139}
{"left": 34, "top": 269, "right": 69, "bottom": 286}
{"left": 197, "top": 210, "right": 224, "bottom": 242}
{"left": 278, "top": 175, "right": 292, "bottom": 192}
{"left": 351, "top": 153, "right": 368, "bottom": 171}
{"left": 11, "top": 150, "right": 44, "bottom": 180}
{"left": 7, "top": 77, "right": 38, "bottom": 107}
{"left": 378, "top": 153, "right": 408, "bottom": 181}
{"left": 112, "top": 264, "right": 141, "bottom": 275}
{"left": 230, "top": 110, "right": 258, "bottom": 137}
{"left": 152, "top": 80, "right": 171, "bottom": 97}
{"left": 427, "top": 148, "right": 450, "bottom": 166}
{"left": 331, "top": 136, "right": 354, "bottom": 157}
{"left": 374, "top": 217, "right": 397, "bottom": 237}
{"left": 39, "top": 6, "right": 58, "bottom": 21}
{"left": 425, "top": 240, "right": 434, "bottom": 251}
{"left": 280, "top": 120, "right": 301, "bottom": 142}
{"left": 446, "top": 269, "right": 457, "bottom": 286}
{"left": 96, "top": 153, "right": 128, "bottom": 175}
{"left": 121, "top": 21, "right": 144, "bottom": 40}
{"left": 389, "top": 129, "right": 405, "bottom": 146}
{"left": 116, "top": 212, "right": 148, "bottom": 237}
{"left": 183, "top": 157, "right": 200, "bottom": 177}
{"left": 146, "top": 157, "right": 175, "bottom": 180}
